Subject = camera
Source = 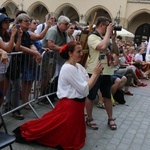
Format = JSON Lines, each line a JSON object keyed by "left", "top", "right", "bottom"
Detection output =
{"left": 114, "top": 25, "right": 122, "bottom": 31}
{"left": 0, "top": 7, "right": 6, "bottom": 13}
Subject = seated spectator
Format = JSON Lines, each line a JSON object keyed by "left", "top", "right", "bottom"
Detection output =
{"left": 97, "top": 74, "right": 127, "bottom": 109}
{"left": 126, "top": 46, "right": 148, "bottom": 79}
{"left": 119, "top": 48, "right": 136, "bottom": 72}
{"left": 135, "top": 47, "right": 146, "bottom": 63}
{"left": 113, "top": 53, "right": 147, "bottom": 92}
{"left": 135, "top": 47, "right": 150, "bottom": 79}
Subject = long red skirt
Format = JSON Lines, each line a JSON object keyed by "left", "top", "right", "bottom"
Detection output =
{"left": 18, "top": 98, "right": 86, "bottom": 150}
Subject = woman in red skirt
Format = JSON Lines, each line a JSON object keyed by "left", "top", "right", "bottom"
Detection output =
{"left": 13, "top": 41, "right": 103, "bottom": 150}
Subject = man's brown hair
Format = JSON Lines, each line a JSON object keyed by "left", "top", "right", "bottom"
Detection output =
{"left": 95, "top": 16, "right": 111, "bottom": 28}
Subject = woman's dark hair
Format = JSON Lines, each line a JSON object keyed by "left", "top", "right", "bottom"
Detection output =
{"left": 119, "top": 46, "right": 123, "bottom": 53}
{"left": 117, "top": 35, "right": 122, "bottom": 40}
{"left": 0, "top": 25, "right": 10, "bottom": 42}
{"left": 60, "top": 41, "right": 81, "bottom": 59}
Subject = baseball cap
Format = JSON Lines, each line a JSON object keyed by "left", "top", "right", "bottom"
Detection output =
{"left": 0, "top": 13, "right": 14, "bottom": 23}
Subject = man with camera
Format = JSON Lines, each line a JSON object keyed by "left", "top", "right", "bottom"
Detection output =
{"left": 85, "top": 16, "right": 119, "bottom": 130}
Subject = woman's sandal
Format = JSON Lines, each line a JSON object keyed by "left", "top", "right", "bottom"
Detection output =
{"left": 108, "top": 118, "right": 117, "bottom": 130}
{"left": 86, "top": 118, "right": 98, "bottom": 130}
{"left": 138, "top": 82, "right": 147, "bottom": 87}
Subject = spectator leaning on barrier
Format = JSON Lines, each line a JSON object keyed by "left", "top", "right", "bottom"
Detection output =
{"left": 27, "top": 18, "right": 52, "bottom": 102}
{"left": 0, "top": 12, "right": 22, "bottom": 112}
{"left": 6, "top": 13, "right": 41, "bottom": 119}
{"left": 0, "top": 49, "right": 9, "bottom": 106}
{"left": 35, "top": 12, "right": 56, "bottom": 42}
{"left": 33, "top": 13, "right": 56, "bottom": 101}
{"left": 15, "top": 14, "right": 42, "bottom": 109}
{"left": 28, "top": 18, "right": 52, "bottom": 54}
{"left": 41, "top": 15, "right": 70, "bottom": 99}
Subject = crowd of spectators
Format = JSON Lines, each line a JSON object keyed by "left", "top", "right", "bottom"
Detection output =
{"left": 0, "top": 7, "right": 150, "bottom": 150}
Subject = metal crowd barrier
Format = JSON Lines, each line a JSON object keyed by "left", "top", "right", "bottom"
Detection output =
{"left": 0, "top": 50, "right": 57, "bottom": 118}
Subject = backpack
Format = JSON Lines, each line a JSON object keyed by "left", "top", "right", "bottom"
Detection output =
{"left": 113, "top": 89, "right": 126, "bottom": 104}
{"left": 41, "top": 23, "right": 45, "bottom": 32}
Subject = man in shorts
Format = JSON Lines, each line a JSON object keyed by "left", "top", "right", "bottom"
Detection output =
{"left": 85, "top": 16, "right": 119, "bottom": 130}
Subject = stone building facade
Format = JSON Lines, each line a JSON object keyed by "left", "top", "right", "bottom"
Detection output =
{"left": 0, "top": 0, "right": 150, "bottom": 44}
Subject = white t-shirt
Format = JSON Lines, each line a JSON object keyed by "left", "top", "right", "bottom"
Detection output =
{"left": 35, "top": 22, "right": 47, "bottom": 43}
{"left": 0, "top": 37, "right": 10, "bottom": 74}
{"left": 57, "top": 63, "right": 89, "bottom": 99}
{"left": 35, "top": 22, "right": 46, "bottom": 34}
{"left": 134, "top": 53, "right": 143, "bottom": 62}
{"left": 72, "top": 30, "right": 81, "bottom": 38}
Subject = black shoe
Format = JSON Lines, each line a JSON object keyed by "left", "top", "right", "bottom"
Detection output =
{"left": 0, "top": 121, "right": 2, "bottom": 128}
{"left": 12, "top": 110, "right": 24, "bottom": 120}
{"left": 40, "top": 98, "right": 50, "bottom": 104}
{"left": 48, "top": 94, "right": 58, "bottom": 103}
{"left": 4, "top": 102, "right": 11, "bottom": 112}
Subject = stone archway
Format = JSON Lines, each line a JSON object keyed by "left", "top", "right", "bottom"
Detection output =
{"left": 134, "top": 23, "right": 150, "bottom": 46}
{"left": 1, "top": 1, "right": 18, "bottom": 19}
{"left": 27, "top": 1, "right": 49, "bottom": 23}
{"left": 85, "top": 5, "right": 113, "bottom": 25}
{"left": 55, "top": 3, "right": 80, "bottom": 22}
{"left": 127, "top": 10, "right": 150, "bottom": 45}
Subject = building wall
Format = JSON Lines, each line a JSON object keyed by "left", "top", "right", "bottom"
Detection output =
{"left": 0, "top": 0, "right": 150, "bottom": 42}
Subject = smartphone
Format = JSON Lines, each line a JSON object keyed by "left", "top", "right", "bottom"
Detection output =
{"left": 15, "top": 24, "right": 20, "bottom": 29}
{"left": 47, "top": 13, "right": 51, "bottom": 20}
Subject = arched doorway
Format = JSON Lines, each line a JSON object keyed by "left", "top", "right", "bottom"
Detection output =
{"left": 28, "top": 2, "right": 49, "bottom": 23}
{"left": 56, "top": 5, "right": 79, "bottom": 22}
{"left": 87, "top": 9, "right": 111, "bottom": 25}
{"left": 1, "top": 2, "right": 18, "bottom": 19}
{"left": 134, "top": 23, "right": 150, "bottom": 46}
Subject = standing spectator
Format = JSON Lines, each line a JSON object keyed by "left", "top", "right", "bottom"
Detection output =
{"left": 13, "top": 41, "right": 103, "bottom": 150}
{"left": 67, "top": 23, "right": 76, "bottom": 43}
{"left": 27, "top": 18, "right": 51, "bottom": 102}
{"left": 17, "top": 14, "right": 41, "bottom": 109}
{"left": 0, "top": 13, "right": 22, "bottom": 114}
{"left": 28, "top": 18, "right": 51, "bottom": 54}
{"left": 35, "top": 13, "right": 56, "bottom": 37}
{"left": 0, "top": 49, "right": 9, "bottom": 106}
{"left": 72, "top": 21, "right": 82, "bottom": 41}
{"left": 41, "top": 15, "right": 70, "bottom": 98}
{"left": 6, "top": 14, "right": 41, "bottom": 119}
{"left": 85, "top": 16, "right": 119, "bottom": 130}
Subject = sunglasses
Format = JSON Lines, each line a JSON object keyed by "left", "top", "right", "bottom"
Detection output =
{"left": 62, "top": 22, "right": 69, "bottom": 26}
{"left": 70, "top": 27, "right": 75, "bottom": 30}
{"left": 33, "top": 22, "right": 37, "bottom": 25}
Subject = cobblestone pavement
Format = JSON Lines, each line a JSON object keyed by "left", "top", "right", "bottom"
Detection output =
{"left": 1, "top": 79, "right": 150, "bottom": 150}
